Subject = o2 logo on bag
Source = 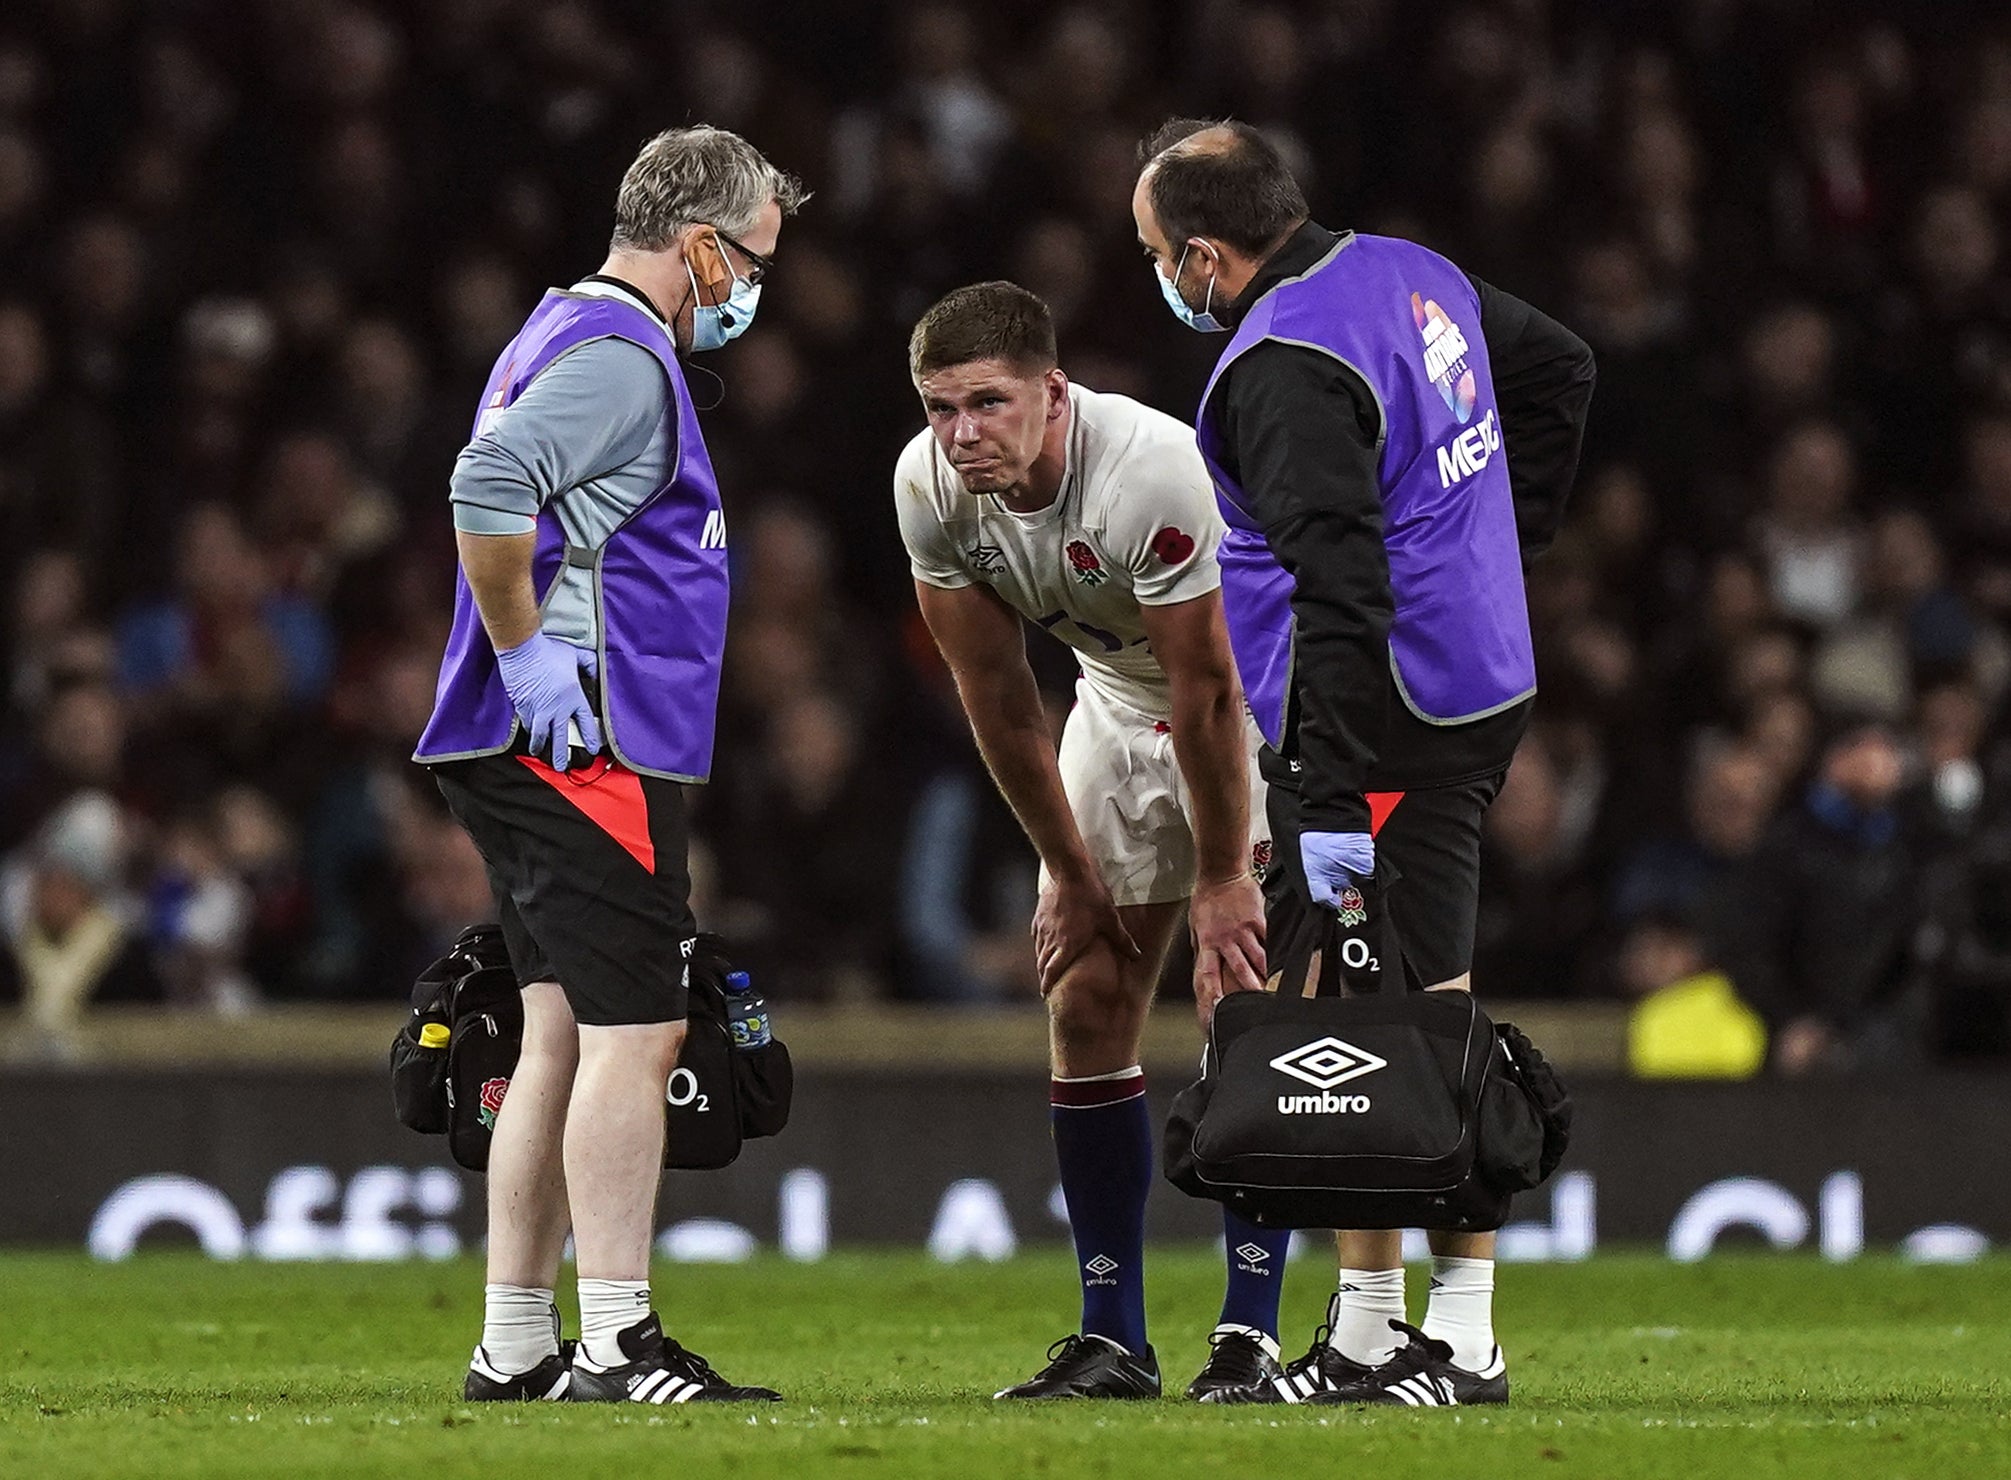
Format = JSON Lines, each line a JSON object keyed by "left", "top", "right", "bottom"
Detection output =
{"left": 1270, "top": 1036, "right": 1386, "bottom": 1115}
{"left": 666, "top": 1068, "right": 710, "bottom": 1113}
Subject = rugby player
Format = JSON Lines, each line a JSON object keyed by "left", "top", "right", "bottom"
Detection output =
{"left": 895, "top": 281, "right": 1289, "bottom": 1401}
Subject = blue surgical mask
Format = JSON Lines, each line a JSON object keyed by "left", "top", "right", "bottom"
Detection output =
{"left": 1157, "top": 242, "right": 1227, "bottom": 333}
{"left": 686, "top": 240, "right": 761, "bottom": 352}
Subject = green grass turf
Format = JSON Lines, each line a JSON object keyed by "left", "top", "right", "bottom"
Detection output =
{"left": 0, "top": 1250, "right": 2006, "bottom": 1479}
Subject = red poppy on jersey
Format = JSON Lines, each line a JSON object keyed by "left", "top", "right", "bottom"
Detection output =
{"left": 1151, "top": 527, "right": 1196, "bottom": 564}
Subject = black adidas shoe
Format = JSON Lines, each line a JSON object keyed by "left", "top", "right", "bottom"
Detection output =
{"left": 463, "top": 1301, "right": 574, "bottom": 1401}
{"left": 1308, "top": 1321, "right": 1509, "bottom": 1407}
{"left": 1199, "top": 1296, "right": 1373, "bottom": 1404}
{"left": 567, "top": 1312, "right": 781, "bottom": 1404}
{"left": 464, "top": 1347, "right": 573, "bottom": 1401}
{"left": 994, "top": 1335, "right": 1162, "bottom": 1400}
{"left": 1184, "top": 1326, "right": 1284, "bottom": 1401}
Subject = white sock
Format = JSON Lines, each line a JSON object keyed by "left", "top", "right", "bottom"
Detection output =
{"left": 1328, "top": 1267, "right": 1406, "bottom": 1367}
{"left": 577, "top": 1278, "right": 652, "bottom": 1369}
{"left": 1421, "top": 1255, "right": 1496, "bottom": 1372}
{"left": 480, "top": 1284, "right": 558, "bottom": 1376}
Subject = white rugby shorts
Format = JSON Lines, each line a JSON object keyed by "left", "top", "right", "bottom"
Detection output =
{"left": 1043, "top": 677, "right": 1275, "bottom": 908}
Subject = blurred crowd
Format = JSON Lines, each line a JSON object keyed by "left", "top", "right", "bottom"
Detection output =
{"left": 2, "top": 0, "right": 2009, "bottom": 1071}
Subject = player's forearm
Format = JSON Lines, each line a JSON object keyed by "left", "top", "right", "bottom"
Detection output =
{"left": 954, "top": 671, "right": 1097, "bottom": 884}
{"left": 1168, "top": 670, "right": 1251, "bottom": 884}
{"left": 456, "top": 529, "right": 543, "bottom": 652}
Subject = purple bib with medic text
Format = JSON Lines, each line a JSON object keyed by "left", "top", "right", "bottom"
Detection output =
{"left": 414, "top": 291, "right": 731, "bottom": 781}
{"left": 1195, "top": 234, "right": 1535, "bottom": 747}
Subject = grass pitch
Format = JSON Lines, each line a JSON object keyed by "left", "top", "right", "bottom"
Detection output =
{"left": 1, "top": 1250, "right": 2005, "bottom": 1479}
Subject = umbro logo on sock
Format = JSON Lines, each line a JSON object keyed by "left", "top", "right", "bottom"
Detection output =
{"left": 1083, "top": 1255, "right": 1119, "bottom": 1286}
{"left": 1234, "top": 1242, "right": 1272, "bottom": 1272}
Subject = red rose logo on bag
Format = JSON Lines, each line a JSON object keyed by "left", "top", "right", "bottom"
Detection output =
{"left": 477, "top": 1076, "right": 510, "bottom": 1130}
{"left": 1251, "top": 838, "right": 1273, "bottom": 881}
{"left": 1337, "top": 886, "right": 1368, "bottom": 928}
{"left": 1151, "top": 527, "right": 1196, "bottom": 564}
{"left": 1065, "top": 539, "right": 1107, "bottom": 587}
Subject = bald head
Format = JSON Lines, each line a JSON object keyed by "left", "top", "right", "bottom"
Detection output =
{"left": 1135, "top": 117, "right": 1307, "bottom": 256}
{"left": 1142, "top": 119, "right": 1242, "bottom": 162}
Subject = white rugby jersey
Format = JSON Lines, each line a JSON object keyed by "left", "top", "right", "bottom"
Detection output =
{"left": 895, "top": 383, "right": 1225, "bottom": 720}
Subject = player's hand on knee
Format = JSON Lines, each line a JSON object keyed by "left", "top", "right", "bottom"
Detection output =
{"left": 1032, "top": 872, "right": 1139, "bottom": 995}
{"left": 1189, "top": 872, "right": 1266, "bottom": 1027}
{"left": 1301, "top": 830, "right": 1375, "bottom": 910}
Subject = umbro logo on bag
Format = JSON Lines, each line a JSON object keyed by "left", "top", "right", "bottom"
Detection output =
{"left": 1271, "top": 1036, "right": 1386, "bottom": 1115}
{"left": 1269, "top": 1036, "right": 1387, "bottom": 1090}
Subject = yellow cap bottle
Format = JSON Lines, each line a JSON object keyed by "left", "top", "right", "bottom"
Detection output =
{"left": 419, "top": 1022, "right": 451, "bottom": 1049}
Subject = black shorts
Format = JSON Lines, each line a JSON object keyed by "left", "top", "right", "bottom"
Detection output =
{"left": 1263, "top": 753, "right": 1505, "bottom": 993}
{"left": 434, "top": 753, "right": 695, "bottom": 1026}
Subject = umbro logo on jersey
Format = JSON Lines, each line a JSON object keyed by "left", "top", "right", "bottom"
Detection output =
{"left": 967, "top": 541, "right": 1006, "bottom": 576}
{"left": 700, "top": 508, "right": 728, "bottom": 550}
{"left": 1270, "top": 1036, "right": 1388, "bottom": 1091}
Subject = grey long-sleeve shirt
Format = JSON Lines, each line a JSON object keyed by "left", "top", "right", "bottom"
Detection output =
{"left": 449, "top": 279, "right": 677, "bottom": 652}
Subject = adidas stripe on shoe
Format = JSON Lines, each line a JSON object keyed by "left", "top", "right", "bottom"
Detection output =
{"left": 567, "top": 1312, "right": 781, "bottom": 1404}
{"left": 464, "top": 1346, "right": 572, "bottom": 1402}
{"left": 1308, "top": 1321, "right": 1509, "bottom": 1407}
{"left": 1198, "top": 1296, "right": 1373, "bottom": 1405}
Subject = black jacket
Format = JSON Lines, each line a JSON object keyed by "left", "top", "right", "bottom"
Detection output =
{"left": 1717, "top": 786, "right": 1925, "bottom": 1041}
{"left": 1210, "top": 223, "right": 1596, "bottom": 831}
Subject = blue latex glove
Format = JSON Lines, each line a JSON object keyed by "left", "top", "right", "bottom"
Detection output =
{"left": 1301, "top": 830, "right": 1375, "bottom": 912}
{"left": 496, "top": 634, "right": 602, "bottom": 771}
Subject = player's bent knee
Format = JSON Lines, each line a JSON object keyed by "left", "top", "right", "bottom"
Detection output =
{"left": 1049, "top": 955, "right": 1147, "bottom": 1046}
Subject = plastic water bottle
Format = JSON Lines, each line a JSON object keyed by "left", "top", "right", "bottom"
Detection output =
{"left": 722, "top": 970, "right": 771, "bottom": 1050}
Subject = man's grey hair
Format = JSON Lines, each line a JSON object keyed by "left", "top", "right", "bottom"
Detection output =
{"left": 610, "top": 125, "right": 808, "bottom": 252}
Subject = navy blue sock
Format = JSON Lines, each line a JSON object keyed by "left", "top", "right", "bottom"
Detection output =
{"left": 1217, "top": 1208, "right": 1291, "bottom": 1338}
{"left": 1051, "top": 1068, "right": 1152, "bottom": 1354}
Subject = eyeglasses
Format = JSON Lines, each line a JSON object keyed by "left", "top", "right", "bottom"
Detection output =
{"left": 713, "top": 228, "right": 775, "bottom": 287}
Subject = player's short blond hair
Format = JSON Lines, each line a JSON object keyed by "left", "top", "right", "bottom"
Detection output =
{"left": 610, "top": 125, "right": 806, "bottom": 252}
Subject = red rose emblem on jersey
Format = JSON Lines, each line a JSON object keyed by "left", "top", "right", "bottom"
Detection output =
{"left": 1065, "top": 539, "right": 1107, "bottom": 586}
{"left": 1151, "top": 527, "right": 1196, "bottom": 564}
{"left": 477, "top": 1076, "right": 510, "bottom": 1129}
